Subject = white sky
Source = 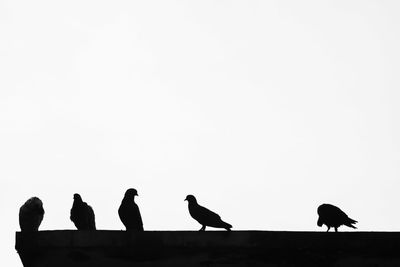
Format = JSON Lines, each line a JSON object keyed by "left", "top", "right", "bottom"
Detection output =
{"left": 1, "top": 0, "right": 400, "bottom": 265}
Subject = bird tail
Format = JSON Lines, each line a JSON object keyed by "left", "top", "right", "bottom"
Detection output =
{"left": 221, "top": 221, "right": 232, "bottom": 231}
{"left": 345, "top": 217, "right": 358, "bottom": 229}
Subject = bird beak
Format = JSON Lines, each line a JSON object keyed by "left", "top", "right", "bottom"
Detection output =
{"left": 184, "top": 198, "right": 187, "bottom": 201}
{"left": 136, "top": 193, "right": 139, "bottom": 196}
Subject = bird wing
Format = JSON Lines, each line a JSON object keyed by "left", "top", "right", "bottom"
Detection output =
{"left": 136, "top": 204, "right": 143, "bottom": 222}
{"left": 330, "top": 205, "right": 355, "bottom": 223}
{"left": 119, "top": 201, "right": 143, "bottom": 230}
{"left": 133, "top": 203, "right": 144, "bottom": 230}
{"left": 319, "top": 204, "right": 356, "bottom": 227}
{"left": 192, "top": 204, "right": 222, "bottom": 225}
{"left": 71, "top": 202, "right": 95, "bottom": 229}
{"left": 87, "top": 205, "right": 96, "bottom": 230}
{"left": 70, "top": 205, "right": 77, "bottom": 222}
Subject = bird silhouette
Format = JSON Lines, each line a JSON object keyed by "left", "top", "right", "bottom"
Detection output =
{"left": 317, "top": 203, "right": 357, "bottom": 232}
{"left": 118, "top": 188, "right": 143, "bottom": 231}
{"left": 19, "top": 197, "right": 44, "bottom": 232}
{"left": 70, "top": 193, "right": 96, "bottom": 230}
{"left": 185, "top": 195, "right": 232, "bottom": 231}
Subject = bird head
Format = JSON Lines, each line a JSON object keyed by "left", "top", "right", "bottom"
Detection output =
{"left": 25, "top": 197, "right": 44, "bottom": 213}
{"left": 125, "top": 188, "right": 138, "bottom": 198}
{"left": 184, "top": 195, "right": 197, "bottom": 203}
{"left": 73, "top": 194, "right": 82, "bottom": 202}
{"left": 32, "top": 197, "right": 43, "bottom": 209}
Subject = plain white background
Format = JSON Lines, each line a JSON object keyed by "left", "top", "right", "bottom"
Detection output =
{"left": 1, "top": 1, "right": 400, "bottom": 265}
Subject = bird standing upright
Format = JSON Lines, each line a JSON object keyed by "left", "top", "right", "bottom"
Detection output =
{"left": 317, "top": 203, "right": 357, "bottom": 232}
{"left": 185, "top": 195, "right": 232, "bottom": 231}
{"left": 19, "top": 197, "right": 45, "bottom": 232}
{"left": 118, "top": 188, "right": 144, "bottom": 231}
{"left": 70, "top": 193, "right": 96, "bottom": 230}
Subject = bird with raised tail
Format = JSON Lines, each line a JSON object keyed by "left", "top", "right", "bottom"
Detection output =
{"left": 185, "top": 195, "right": 232, "bottom": 231}
{"left": 317, "top": 203, "right": 357, "bottom": 232}
{"left": 19, "top": 197, "right": 45, "bottom": 232}
{"left": 70, "top": 193, "right": 96, "bottom": 230}
{"left": 118, "top": 188, "right": 144, "bottom": 231}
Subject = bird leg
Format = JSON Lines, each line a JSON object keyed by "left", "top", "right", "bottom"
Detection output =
{"left": 199, "top": 225, "right": 206, "bottom": 231}
{"left": 326, "top": 226, "right": 330, "bottom": 232}
{"left": 334, "top": 227, "right": 338, "bottom": 232}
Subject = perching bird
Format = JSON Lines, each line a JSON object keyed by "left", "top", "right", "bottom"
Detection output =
{"left": 118, "top": 188, "right": 143, "bottom": 231}
{"left": 19, "top": 197, "right": 44, "bottom": 232}
{"left": 317, "top": 203, "right": 357, "bottom": 232}
{"left": 185, "top": 195, "right": 232, "bottom": 231}
{"left": 70, "top": 193, "right": 96, "bottom": 230}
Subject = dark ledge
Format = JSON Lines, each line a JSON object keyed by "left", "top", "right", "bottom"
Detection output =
{"left": 16, "top": 230, "right": 400, "bottom": 266}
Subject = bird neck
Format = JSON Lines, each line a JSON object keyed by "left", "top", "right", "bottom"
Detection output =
{"left": 73, "top": 199, "right": 83, "bottom": 207}
{"left": 188, "top": 200, "right": 197, "bottom": 207}
{"left": 124, "top": 197, "right": 135, "bottom": 203}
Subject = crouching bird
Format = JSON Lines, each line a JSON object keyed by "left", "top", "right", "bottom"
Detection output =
{"left": 118, "top": 188, "right": 143, "bottom": 231}
{"left": 19, "top": 197, "right": 44, "bottom": 232}
{"left": 70, "top": 193, "right": 96, "bottom": 230}
{"left": 317, "top": 203, "right": 357, "bottom": 232}
{"left": 185, "top": 195, "right": 232, "bottom": 231}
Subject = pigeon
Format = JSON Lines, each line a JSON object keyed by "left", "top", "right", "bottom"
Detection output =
{"left": 19, "top": 197, "right": 44, "bottom": 232}
{"left": 70, "top": 193, "right": 96, "bottom": 230}
{"left": 317, "top": 203, "right": 357, "bottom": 232}
{"left": 185, "top": 195, "right": 232, "bottom": 231}
{"left": 118, "top": 188, "right": 143, "bottom": 231}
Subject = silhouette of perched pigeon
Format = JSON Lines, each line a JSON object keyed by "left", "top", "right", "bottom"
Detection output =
{"left": 70, "top": 193, "right": 96, "bottom": 230}
{"left": 118, "top": 188, "right": 143, "bottom": 231}
{"left": 317, "top": 203, "right": 357, "bottom": 232}
{"left": 185, "top": 195, "right": 232, "bottom": 231}
{"left": 19, "top": 197, "right": 44, "bottom": 232}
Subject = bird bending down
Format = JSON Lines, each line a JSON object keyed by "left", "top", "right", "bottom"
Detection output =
{"left": 118, "top": 188, "right": 144, "bottom": 231}
{"left": 317, "top": 203, "right": 357, "bottom": 232}
{"left": 70, "top": 193, "right": 96, "bottom": 230}
{"left": 19, "top": 197, "right": 45, "bottom": 232}
{"left": 185, "top": 195, "right": 232, "bottom": 231}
